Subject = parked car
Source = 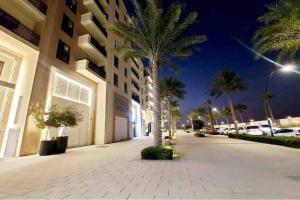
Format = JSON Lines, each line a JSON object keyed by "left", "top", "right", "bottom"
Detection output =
{"left": 259, "top": 125, "right": 279, "bottom": 135}
{"left": 246, "top": 126, "right": 263, "bottom": 135}
{"left": 274, "top": 128, "right": 300, "bottom": 137}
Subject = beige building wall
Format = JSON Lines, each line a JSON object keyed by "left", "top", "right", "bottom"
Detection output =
{"left": 0, "top": 0, "right": 154, "bottom": 157}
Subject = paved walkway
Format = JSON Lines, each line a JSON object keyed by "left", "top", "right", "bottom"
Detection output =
{"left": 0, "top": 132, "right": 300, "bottom": 199}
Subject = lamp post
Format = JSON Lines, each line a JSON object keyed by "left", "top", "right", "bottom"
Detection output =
{"left": 265, "top": 64, "right": 295, "bottom": 136}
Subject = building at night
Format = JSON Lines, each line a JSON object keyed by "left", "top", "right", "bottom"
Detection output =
{"left": 0, "top": 0, "right": 153, "bottom": 157}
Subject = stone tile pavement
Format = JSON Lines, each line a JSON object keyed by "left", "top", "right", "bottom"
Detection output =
{"left": 0, "top": 132, "right": 300, "bottom": 199}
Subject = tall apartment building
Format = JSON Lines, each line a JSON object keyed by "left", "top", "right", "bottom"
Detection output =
{"left": 0, "top": 0, "right": 153, "bottom": 157}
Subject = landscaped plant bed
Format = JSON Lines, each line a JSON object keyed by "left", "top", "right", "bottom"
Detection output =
{"left": 194, "top": 132, "right": 205, "bottom": 137}
{"left": 228, "top": 134, "right": 300, "bottom": 149}
{"left": 141, "top": 145, "right": 178, "bottom": 160}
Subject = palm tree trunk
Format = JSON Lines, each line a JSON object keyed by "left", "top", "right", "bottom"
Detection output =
{"left": 151, "top": 60, "right": 162, "bottom": 147}
{"left": 238, "top": 111, "right": 244, "bottom": 123}
{"left": 208, "top": 107, "right": 215, "bottom": 132}
{"left": 226, "top": 93, "right": 239, "bottom": 134}
{"left": 167, "top": 98, "right": 172, "bottom": 138}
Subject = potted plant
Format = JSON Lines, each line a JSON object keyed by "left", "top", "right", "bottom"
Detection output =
{"left": 55, "top": 106, "right": 82, "bottom": 154}
{"left": 32, "top": 105, "right": 62, "bottom": 156}
{"left": 31, "top": 105, "right": 82, "bottom": 155}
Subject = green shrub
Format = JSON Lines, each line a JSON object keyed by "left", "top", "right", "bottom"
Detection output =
{"left": 195, "top": 133, "right": 205, "bottom": 137}
{"left": 228, "top": 134, "right": 300, "bottom": 148}
{"left": 141, "top": 145, "right": 174, "bottom": 160}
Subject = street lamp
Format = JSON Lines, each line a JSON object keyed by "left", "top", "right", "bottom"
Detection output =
{"left": 265, "top": 64, "right": 296, "bottom": 136}
{"left": 250, "top": 119, "right": 254, "bottom": 122}
{"left": 213, "top": 107, "right": 218, "bottom": 112}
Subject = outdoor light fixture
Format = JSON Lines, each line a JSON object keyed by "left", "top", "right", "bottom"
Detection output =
{"left": 281, "top": 64, "right": 296, "bottom": 72}
{"left": 213, "top": 107, "right": 218, "bottom": 112}
{"left": 250, "top": 119, "right": 254, "bottom": 122}
{"left": 221, "top": 121, "right": 224, "bottom": 124}
{"left": 198, "top": 116, "right": 201, "bottom": 120}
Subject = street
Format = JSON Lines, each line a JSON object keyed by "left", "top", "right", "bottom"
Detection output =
{"left": 0, "top": 132, "right": 299, "bottom": 199}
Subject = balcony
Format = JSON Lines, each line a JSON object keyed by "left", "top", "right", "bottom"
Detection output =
{"left": 10, "top": 0, "right": 47, "bottom": 22}
{"left": 131, "top": 79, "right": 140, "bottom": 92}
{"left": 131, "top": 67, "right": 140, "bottom": 81}
{"left": 83, "top": 0, "right": 108, "bottom": 26}
{"left": 78, "top": 34, "right": 107, "bottom": 64}
{"left": 0, "top": 9, "right": 40, "bottom": 47}
{"left": 81, "top": 13, "right": 107, "bottom": 44}
{"left": 76, "top": 59, "right": 106, "bottom": 82}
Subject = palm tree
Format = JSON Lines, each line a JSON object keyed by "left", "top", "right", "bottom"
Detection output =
{"left": 234, "top": 104, "right": 248, "bottom": 123}
{"left": 264, "top": 92, "right": 275, "bottom": 122}
{"left": 221, "top": 106, "right": 231, "bottom": 126}
{"left": 204, "top": 99, "right": 215, "bottom": 132}
{"left": 188, "top": 107, "right": 207, "bottom": 130}
{"left": 253, "top": 0, "right": 300, "bottom": 61}
{"left": 110, "top": 0, "right": 206, "bottom": 147}
{"left": 209, "top": 70, "right": 248, "bottom": 134}
{"left": 170, "top": 101, "right": 181, "bottom": 135}
{"left": 160, "top": 77, "right": 185, "bottom": 137}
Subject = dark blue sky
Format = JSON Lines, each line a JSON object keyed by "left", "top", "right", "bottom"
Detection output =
{"left": 125, "top": 0, "right": 300, "bottom": 121}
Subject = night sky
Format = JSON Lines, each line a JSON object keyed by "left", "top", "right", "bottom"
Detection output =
{"left": 125, "top": 0, "right": 300, "bottom": 122}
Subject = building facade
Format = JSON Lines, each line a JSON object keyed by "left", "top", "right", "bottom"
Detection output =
{"left": 0, "top": 0, "right": 153, "bottom": 157}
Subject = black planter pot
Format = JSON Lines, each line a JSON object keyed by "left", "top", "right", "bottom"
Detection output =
{"left": 55, "top": 136, "right": 69, "bottom": 154}
{"left": 39, "top": 140, "right": 56, "bottom": 156}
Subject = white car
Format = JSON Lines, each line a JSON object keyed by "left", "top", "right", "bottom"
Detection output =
{"left": 274, "top": 128, "right": 300, "bottom": 137}
{"left": 246, "top": 126, "right": 263, "bottom": 135}
{"left": 259, "top": 125, "right": 279, "bottom": 135}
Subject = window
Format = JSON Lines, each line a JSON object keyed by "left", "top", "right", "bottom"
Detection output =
{"left": 64, "top": 0, "right": 77, "bottom": 14}
{"left": 114, "top": 56, "right": 119, "bottom": 68}
{"left": 124, "top": 68, "right": 127, "bottom": 77}
{"left": 114, "top": 73, "right": 118, "bottom": 87}
{"left": 56, "top": 40, "right": 70, "bottom": 64}
{"left": 61, "top": 14, "right": 74, "bottom": 37}
{"left": 115, "top": 10, "right": 119, "bottom": 21}
{"left": 124, "top": 83, "right": 128, "bottom": 94}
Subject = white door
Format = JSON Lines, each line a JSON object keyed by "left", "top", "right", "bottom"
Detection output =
{"left": 115, "top": 116, "right": 128, "bottom": 142}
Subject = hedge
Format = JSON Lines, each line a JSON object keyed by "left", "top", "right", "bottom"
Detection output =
{"left": 141, "top": 145, "right": 174, "bottom": 160}
{"left": 228, "top": 134, "right": 300, "bottom": 149}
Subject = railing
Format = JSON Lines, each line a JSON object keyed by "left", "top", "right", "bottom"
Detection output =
{"left": 92, "top": 16, "right": 107, "bottom": 37}
{"left": 28, "top": 0, "right": 48, "bottom": 15}
{"left": 0, "top": 9, "right": 40, "bottom": 46}
{"left": 132, "top": 58, "right": 139, "bottom": 69}
{"left": 95, "top": 0, "right": 108, "bottom": 20}
{"left": 131, "top": 67, "right": 140, "bottom": 80}
{"left": 87, "top": 60, "right": 106, "bottom": 79}
{"left": 90, "top": 36, "right": 107, "bottom": 57}
{"left": 131, "top": 79, "right": 140, "bottom": 91}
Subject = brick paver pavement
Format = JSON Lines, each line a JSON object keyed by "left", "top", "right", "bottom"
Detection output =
{"left": 0, "top": 132, "right": 300, "bottom": 199}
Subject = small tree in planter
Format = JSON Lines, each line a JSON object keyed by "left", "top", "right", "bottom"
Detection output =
{"left": 32, "top": 105, "right": 82, "bottom": 155}
{"left": 56, "top": 106, "right": 82, "bottom": 154}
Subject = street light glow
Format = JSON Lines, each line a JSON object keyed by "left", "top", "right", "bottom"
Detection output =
{"left": 213, "top": 107, "right": 218, "bottom": 112}
{"left": 281, "top": 64, "right": 296, "bottom": 73}
{"left": 250, "top": 119, "right": 254, "bottom": 122}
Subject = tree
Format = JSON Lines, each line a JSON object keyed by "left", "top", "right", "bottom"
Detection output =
{"left": 188, "top": 107, "right": 206, "bottom": 130}
{"left": 209, "top": 70, "right": 247, "bottom": 134}
{"left": 160, "top": 77, "right": 185, "bottom": 137}
{"left": 264, "top": 92, "right": 275, "bottom": 122}
{"left": 221, "top": 106, "right": 231, "bottom": 126}
{"left": 170, "top": 101, "right": 181, "bottom": 135}
{"left": 234, "top": 104, "right": 248, "bottom": 123}
{"left": 110, "top": 0, "right": 206, "bottom": 147}
{"left": 204, "top": 99, "right": 215, "bottom": 132}
{"left": 253, "top": 0, "right": 300, "bottom": 61}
